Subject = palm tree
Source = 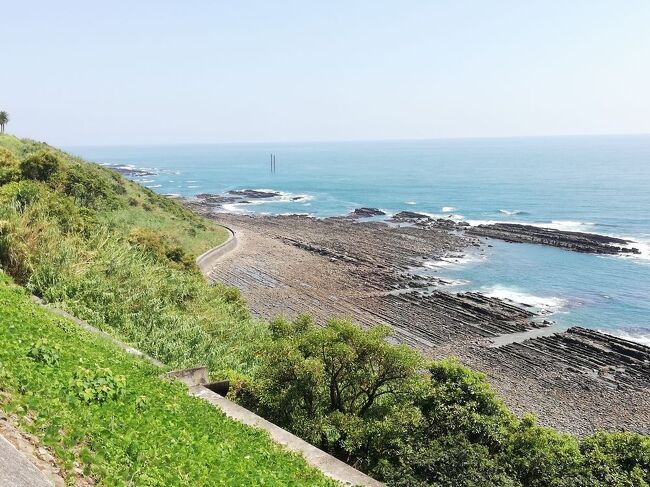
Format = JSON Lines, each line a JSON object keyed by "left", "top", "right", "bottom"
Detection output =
{"left": 0, "top": 111, "right": 8, "bottom": 134}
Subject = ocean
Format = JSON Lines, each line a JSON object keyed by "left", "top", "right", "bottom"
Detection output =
{"left": 67, "top": 135, "right": 650, "bottom": 345}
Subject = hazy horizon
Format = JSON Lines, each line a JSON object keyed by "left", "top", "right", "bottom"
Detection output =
{"left": 4, "top": 1, "right": 650, "bottom": 146}
{"left": 58, "top": 131, "right": 650, "bottom": 149}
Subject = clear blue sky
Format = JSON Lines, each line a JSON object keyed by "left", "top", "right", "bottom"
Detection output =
{"left": 4, "top": 1, "right": 650, "bottom": 145}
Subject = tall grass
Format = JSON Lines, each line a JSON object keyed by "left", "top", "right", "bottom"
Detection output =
{"left": 0, "top": 136, "right": 263, "bottom": 377}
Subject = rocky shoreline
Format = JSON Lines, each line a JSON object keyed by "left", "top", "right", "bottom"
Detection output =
{"left": 182, "top": 194, "right": 650, "bottom": 436}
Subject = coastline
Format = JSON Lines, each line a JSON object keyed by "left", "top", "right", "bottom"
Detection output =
{"left": 185, "top": 203, "right": 650, "bottom": 437}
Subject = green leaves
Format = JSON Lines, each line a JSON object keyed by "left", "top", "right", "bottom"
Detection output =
{"left": 239, "top": 317, "right": 650, "bottom": 486}
{"left": 27, "top": 338, "right": 61, "bottom": 366}
{"left": 69, "top": 366, "right": 126, "bottom": 404}
{"left": 241, "top": 316, "right": 428, "bottom": 473}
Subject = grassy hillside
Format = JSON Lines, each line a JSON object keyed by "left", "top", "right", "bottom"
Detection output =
{"left": 1, "top": 135, "right": 229, "bottom": 255}
{"left": 0, "top": 273, "right": 335, "bottom": 486}
{"left": 0, "top": 134, "right": 265, "bottom": 375}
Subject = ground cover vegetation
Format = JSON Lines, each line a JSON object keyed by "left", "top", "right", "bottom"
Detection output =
{"left": 0, "top": 274, "right": 336, "bottom": 486}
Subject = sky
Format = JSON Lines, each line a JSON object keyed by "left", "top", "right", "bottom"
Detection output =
{"left": 3, "top": 1, "right": 650, "bottom": 145}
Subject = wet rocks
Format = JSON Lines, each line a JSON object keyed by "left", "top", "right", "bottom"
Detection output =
{"left": 186, "top": 190, "right": 288, "bottom": 214}
{"left": 390, "top": 211, "right": 432, "bottom": 222}
{"left": 467, "top": 223, "right": 640, "bottom": 255}
{"left": 103, "top": 164, "right": 156, "bottom": 177}
{"left": 228, "top": 189, "right": 281, "bottom": 199}
{"left": 194, "top": 193, "right": 238, "bottom": 205}
{"left": 348, "top": 208, "right": 387, "bottom": 219}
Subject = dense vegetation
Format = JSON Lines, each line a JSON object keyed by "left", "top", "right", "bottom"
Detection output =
{"left": 0, "top": 274, "right": 335, "bottom": 485}
{"left": 237, "top": 316, "right": 650, "bottom": 486}
{"left": 0, "top": 135, "right": 260, "bottom": 376}
{"left": 1, "top": 133, "right": 648, "bottom": 486}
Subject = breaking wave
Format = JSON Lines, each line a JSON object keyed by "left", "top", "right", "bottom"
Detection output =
{"left": 601, "top": 329, "right": 650, "bottom": 347}
{"left": 482, "top": 285, "right": 567, "bottom": 314}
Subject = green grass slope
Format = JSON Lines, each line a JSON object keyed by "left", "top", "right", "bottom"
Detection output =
{"left": 0, "top": 273, "right": 335, "bottom": 486}
{"left": 0, "top": 134, "right": 265, "bottom": 375}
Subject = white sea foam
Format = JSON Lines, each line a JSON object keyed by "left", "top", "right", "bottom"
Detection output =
{"left": 103, "top": 163, "right": 136, "bottom": 170}
{"left": 405, "top": 201, "right": 417, "bottom": 205}
{"left": 146, "top": 184, "right": 161, "bottom": 188}
{"left": 616, "top": 237, "right": 650, "bottom": 263}
{"left": 247, "top": 189, "right": 315, "bottom": 204}
{"left": 187, "top": 185, "right": 200, "bottom": 189}
{"left": 220, "top": 189, "right": 315, "bottom": 214}
{"left": 467, "top": 219, "right": 595, "bottom": 233}
{"left": 498, "top": 209, "right": 528, "bottom": 216}
{"left": 601, "top": 329, "right": 650, "bottom": 347}
{"left": 141, "top": 179, "right": 154, "bottom": 183}
{"left": 221, "top": 203, "right": 251, "bottom": 214}
{"left": 482, "top": 285, "right": 567, "bottom": 313}
{"left": 420, "top": 211, "right": 466, "bottom": 221}
{"left": 528, "top": 220, "right": 595, "bottom": 232}
{"left": 424, "top": 252, "right": 483, "bottom": 269}
{"left": 442, "top": 206, "right": 456, "bottom": 212}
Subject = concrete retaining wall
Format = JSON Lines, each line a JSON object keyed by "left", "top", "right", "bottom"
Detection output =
{"left": 167, "top": 367, "right": 383, "bottom": 487}
{"left": 195, "top": 225, "right": 236, "bottom": 275}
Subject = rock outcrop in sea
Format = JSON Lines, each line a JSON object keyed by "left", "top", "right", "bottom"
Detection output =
{"left": 467, "top": 223, "right": 640, "bottom": 255}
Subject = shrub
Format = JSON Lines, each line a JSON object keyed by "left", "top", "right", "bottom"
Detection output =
{"left": 0, "top": 147, "right": 20, "bottom": 184}
{"left": 222, "top": 286, "right": 244, "bottom": 304}
{"left": 56, "top": 164, "right": 120, "bottom": 209}
{"left": 239, "top": 316, "right": 427, "bottom": 468}
{"left": 0, "top": 180, "right": 42, "bottom": 213}
{"left": 70, "top": 366, "right": 126, "bottom": 403}
{"left": 20, "top": 150, "right": 60, "bottom": 181}
{"left": 128, "top": 227, "right": 195, "bottom": 269}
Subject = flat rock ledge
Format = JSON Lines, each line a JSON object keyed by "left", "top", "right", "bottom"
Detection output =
{"left": 467, "top": 223, "right": 640, "bottom": 255}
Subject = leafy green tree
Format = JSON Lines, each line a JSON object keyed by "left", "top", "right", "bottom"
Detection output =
{"left": 237, "top": 318, "right": 650, "bottom": 486}
{"left": 20, "top": 149, "right": 60, "bottom": 181}
{"left": 0, "top": 111, "right": 8, "bottom": 134}
{"left": 238, "top": 316, "right": 427, "bottom": 467}
{"left": 581, "top": 432, "right": 650, "bottom": 486}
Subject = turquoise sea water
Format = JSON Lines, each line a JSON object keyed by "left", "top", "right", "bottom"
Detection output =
{"left": 68, "top": 135, "right": 650, "bottom": 345}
